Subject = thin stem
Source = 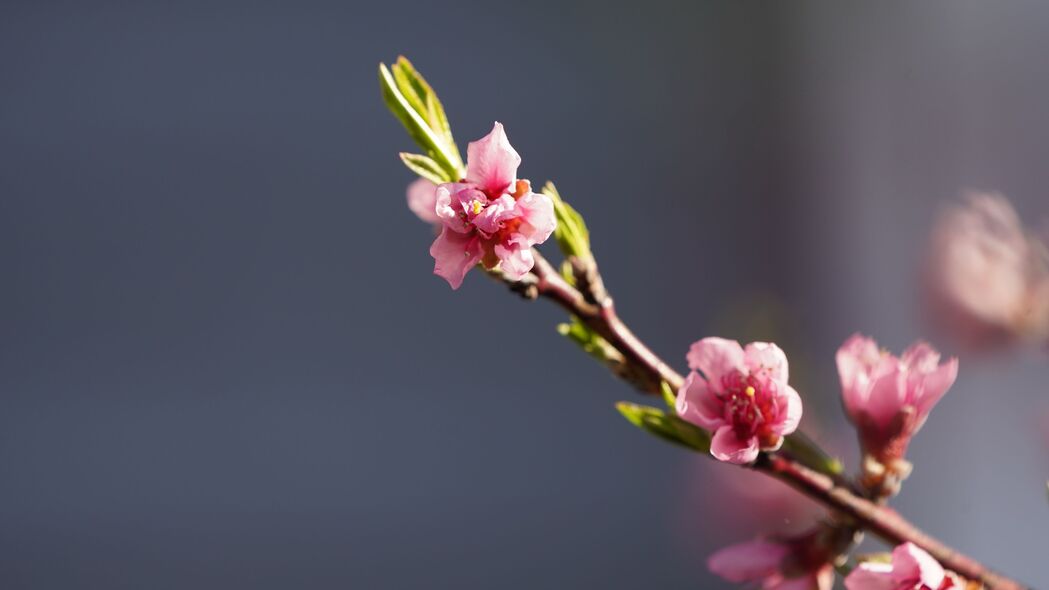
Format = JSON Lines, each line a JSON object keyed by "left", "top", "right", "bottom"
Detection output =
{"left": 530, "top": 253, "right": 682, "bottom": 395}
{"left": 520, "top": 248, "right": 1026, "bottom": 590}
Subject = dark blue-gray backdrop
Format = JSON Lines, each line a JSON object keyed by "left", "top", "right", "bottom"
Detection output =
{"left": 2, "top": 1, "right": 1047, "bottom": 588}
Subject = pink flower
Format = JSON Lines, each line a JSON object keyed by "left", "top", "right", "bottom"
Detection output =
{"left": 844, "top": 543, "right": 955, "bottom": 590}
{"left": 406, "top": 178, "right": 439, "bottom": 225}
{"left": 687, "top": 463, "right": 821, "bottom": 536}
{"left": 428, "top": 122, "right": 555, "bottom": 289}
{"left": 676, "top": 338, "right": 802, "bottom": 464}
{"left": 836, "top": 334, "right": 957, "bottom": 464}
{"left": 708, "top": 536, "right": 834, "bottom": 590}
{"left": 925, "top": 193, "right": 1049, "bottom": 350}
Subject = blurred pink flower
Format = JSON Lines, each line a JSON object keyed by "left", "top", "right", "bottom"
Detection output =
{"left": 708, "top": 535, "right": 834, "bottom": 590}
{"left": 925, "top": 193, "right": 1049, "bottom": 350}
{"left": 429, "top": 122, "right": 555, "bottom": 289}
{"left": 692, "top": 462, "right": 821, "bottom": 534}
{"left": 676, "top": 338, "right": 802, "bottom": 464}
{"left": 844, "top": 543, "right": 954, "bottom": 590}
{"left": 406, "top": 178, "right": 439, "bottom": 225}
{"left": 836, "top": 334, "right": 957, "bottom": 465}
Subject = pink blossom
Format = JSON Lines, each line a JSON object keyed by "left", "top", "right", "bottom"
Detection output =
{"left": 428, "top": 122, "right": 555, "bottom": 289}
{"left": 925, "top": 193, "right": 1049, "bottom": 350}
{"left": 676, "top": 338, "right": 802, "bottom": 464}
{"left": 708, "top": 536, "right": 834, "bottom": 590}
{"left": 406, "top": 178, "right": 439, "bottom": 225}
{"left": 844, "top": 543, "right": 954, "bottom": 590}
{"left": 836, "top": 334, "right": 957, "bottom": 464}
{"left": 687, "top": 462, "right": 821, "bottom": 536}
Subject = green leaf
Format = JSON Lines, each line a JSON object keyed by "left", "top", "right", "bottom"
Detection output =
{"left": 390, "top": 56, "right": 461, "bottom": 167}
{"left": 390, "top": 57, "right": 429, "bottom": 125}
{"left": 399, "top": 152, "right": 453, "bottom": 184}
{"left": 781, "top": 432, "right": 844, "bottom": 476}
{"left": 542, "top": 182, "right": 591, "bottom": 259}
{"left": 559, "top": 260, "right": 576, "bottom": 286}
{"left": 660, "top": 381, "right": 676, "bottom": 409}
{"left": 557, "top": 316, "right": 617, "bottom": 363}
{"left": 615, "top": 402, "right": 711, "bottom": 453}
{"left": 378, "top": 61, "right": 462, "bottom": 180}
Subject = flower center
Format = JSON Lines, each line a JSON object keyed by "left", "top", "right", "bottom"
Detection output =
{"left": 720, "top": 370, "right": 779, "bottom": 441}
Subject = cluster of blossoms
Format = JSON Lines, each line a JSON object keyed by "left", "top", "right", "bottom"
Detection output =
{"left": 406, "top": 123, "right": 555, "bottom": 289}
{"left": 710, "top": 536, "right": 960, "bottom": 590}
{"left": 384, "top": 59, "right": 1022, "bottom": 590}
{"left": 397, "top": 131, "right": 975, "bottom": 590}
{"left": 676, "top": 335, "right": 956, "bottom": 469}
{"left": 926, "top": 192, "right": 1049, "bottom": 351}
{"left": 675, "top": 335, "right": 960, "bottom": 587}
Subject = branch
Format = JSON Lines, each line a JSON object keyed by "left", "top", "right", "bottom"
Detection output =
{"left": 529, "top": 252, "right": 682, "bottom": 395}
{"left": 515, "top": 248, "right": 1026, "bottom": 590}
{"left": 756, "top": 455, "right": 1023, "bottom": 590}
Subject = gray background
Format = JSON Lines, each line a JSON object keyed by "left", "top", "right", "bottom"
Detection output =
{"left": 2, "top": 1, "right": 1047, "bottom": 588}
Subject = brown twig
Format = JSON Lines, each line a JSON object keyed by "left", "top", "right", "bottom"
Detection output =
{"left": 757, "top": 456, "right": 1023, "bottom": 590}
{"left": 514, "top": 248, "right": 1026, "bottom": 590}
{"left": 529, "top": 252, "right": 682, "bottom": 395}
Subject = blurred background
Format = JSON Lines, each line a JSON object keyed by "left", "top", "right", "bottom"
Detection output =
{"left": 2, "top": 1, "right": 1048, "bottom": 588}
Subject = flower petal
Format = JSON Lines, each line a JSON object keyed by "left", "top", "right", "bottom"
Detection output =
{"left": 710, "top": 426, "right": 760, "bottom": 464}
{"left": 687, "top": 337, "right": 745, "bottom": 389}
{"left": 900, "top": 341, "right": 941, "bottom": 373}
{"left": 406, "top": 178, "right": 439, "bottom": 224}
{"left": 429, "top": 227, "right": 483, "bottom": 289}
{"left": 836, "top": 333, "right": 882, "bottom": 416}
{"left": 772, "top": 384, "right": 803, "bottom": 436}
{"left": 472, "top": 195, "right": 518, "bottom": 236}
{"left": 707, "top": 538, "right": 788, "bottom": 583}
{"left": 863, "top": 367, "right": 906, "bottom": 429}
{"left": 912, "top": 356, "right": 958, "bottom": 421}
{"left": 514, "top": 191, "right": 556, "bottom": 246}
{"left": 465, "top": 122, "right": 520, "bottom": 197}
{"left": 744, "top": 341, "right": 789, "bottom": 382}
{"left": 676, "top": 371, "right": 725, "bottom": 430}
{"left": 843, "top": 563, "right": 896, "bottom": 590}
{"left": 891, "top": 543, "right": 944, "bottom": 589}
{"left": 435, "top": 183, "right": 486, "bottom": 233}
{"left": 493, "top": 243, "right": 534, "bottom": 280}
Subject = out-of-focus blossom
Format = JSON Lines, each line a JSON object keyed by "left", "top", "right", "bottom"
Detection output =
{"left": 691, "top": 462, "right": 822, "bottom": 534}
{"left": 406, "top": 178, "right": 439, "bottom": 225}
{"left": 428, "top": 122, "right": 555, "bottom": 289}
{"left": 836, "top": 334, "right": 957, "bottom": 483}
{"left": 708, "top": 534, "right": 835, "bottom": 590}
{"left": 677, "top": 337, "right": 802, "bottom": 464}
{"left": 844, "top": 543, "right": 958, "bottom": 590}
{"left": 925, "top": 193, "right": 1049, "bottom": 350}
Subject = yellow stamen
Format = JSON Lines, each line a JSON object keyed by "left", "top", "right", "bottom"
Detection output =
{"left": 471, "top": 200, "right": 483, "bottom": 215}
{"left": 744, "top": 386, "right": 756, "bottom": 397}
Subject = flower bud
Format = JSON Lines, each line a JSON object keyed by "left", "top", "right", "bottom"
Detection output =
{"left": 836, "top": 334, "right": 957, "bottom": 488}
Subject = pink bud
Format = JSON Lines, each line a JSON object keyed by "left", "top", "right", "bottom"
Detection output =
{"left": 676, "top": 338, "right": 802, "bottom": 464}
{"left": 406, "top": 178, "right": 440, "bottom": 225}
{"left": 836, "top": 334, "right": 957, "bottom": 464}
